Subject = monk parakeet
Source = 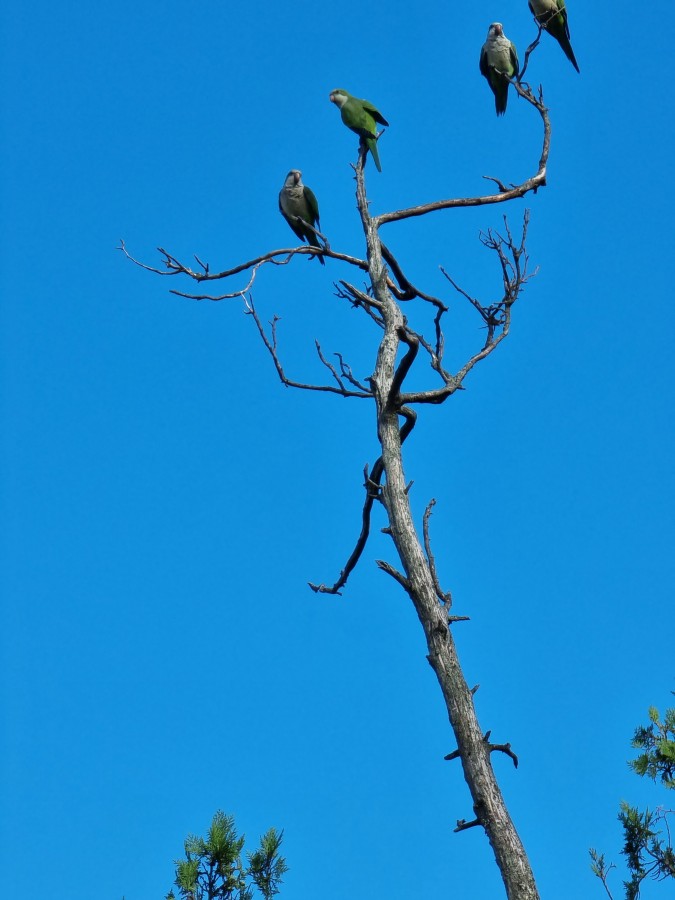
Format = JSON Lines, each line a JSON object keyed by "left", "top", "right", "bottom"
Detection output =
{"left": 278, "top": 169, "right": 324, "bottom": 265}
{"left": 329, "top": 88, "right": 388, "bottom": 172}
{"left": 528, "top": 0, "right": 579, "bottom": 72}
{"left": 480, "top": 23, "right": 519, "bottom": 116}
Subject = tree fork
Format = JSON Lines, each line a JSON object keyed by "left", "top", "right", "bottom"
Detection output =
{"left": 355, "top": 150, "right": 540, "bottom": 900}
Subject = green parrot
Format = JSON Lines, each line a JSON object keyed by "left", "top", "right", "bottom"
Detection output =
{"left": 528, "top": 0, "right": 579, "bottom": 72}
{"left": 329, "top": 88, "right": 388, "bottom": 172}
{"left": 480, "top": 23, "right": 519, "bottom": 116}
{"left": 278, "top": 169, "right": 324, "bottom": 265}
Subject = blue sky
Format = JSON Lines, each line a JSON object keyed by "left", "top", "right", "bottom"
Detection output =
{"left": 1, "top": 2, "right": 673, "bottom": 898}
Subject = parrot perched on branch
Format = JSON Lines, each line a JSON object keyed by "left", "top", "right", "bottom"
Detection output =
{"left": 278, "top": 169, "right": 324, "bottom": 265}
{"left": 528, "top": 0, "right": 580, "bottom": 73}
{"left": 480, "top": 23, "right": 519, "bottom": 116}
{"left": 329, "top": 88, "right": 388, "bottom": 172}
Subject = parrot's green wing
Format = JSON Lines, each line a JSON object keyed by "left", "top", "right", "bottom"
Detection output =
{"left": 361, "top": 99, "right": 389, "bottom": 127}
{"left": 303, "top": 186, "right": 320, "bottom": 226}
{"left": 479, "top": 46, "right": 489, "bottom": 78}
{"left": 510, "top": 42, "right": 519, "bottom": 77}
{"left": 558, "top": 3, "right": 571, "bottom": 39}
{"left": 278, "top": 199, "right": 307, "bottom": 243}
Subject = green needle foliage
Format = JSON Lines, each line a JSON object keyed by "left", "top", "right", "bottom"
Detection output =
{"left": 590, "top": 701, "right": 675, "bottom": 899}
{"left": 630, "top": 707, "right": 675, "bottom": 789}
{"left": 166, "top": 810, "right": 288, "bottom": 900}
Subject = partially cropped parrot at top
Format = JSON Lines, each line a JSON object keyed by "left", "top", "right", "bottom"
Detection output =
{"left": 480, "top": 23, "right": 519, "bottom": 116}
{"left": 528, "top": 0, "right": 579, "bottom": 72}
{"left": 278, "top": 169, "right": 324, "bottom": 265}
{"left": 329, "top": 88, "right": 388, "bottom": 172}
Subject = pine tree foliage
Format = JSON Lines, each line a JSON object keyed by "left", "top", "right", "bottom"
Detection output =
{"left": 629, "top": 707, "right": 675, "bottom": 789}
{"left": 590, "top": 701, "right": 675, "bottom": 899}
{"left": 166, "top": 811, "right": 288, "bottom": 900}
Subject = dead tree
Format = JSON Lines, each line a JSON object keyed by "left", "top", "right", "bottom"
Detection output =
{"left": 122, "top": 51, "right": 551, "bottom": 900}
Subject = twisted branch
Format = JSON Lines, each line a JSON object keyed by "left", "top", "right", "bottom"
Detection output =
{"left": 309, "top": 407, "right": 416, "bottom": 595}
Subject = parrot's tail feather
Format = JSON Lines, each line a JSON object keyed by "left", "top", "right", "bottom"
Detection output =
{"left": 560, "top": 37, "right": 580, "bottom": 72}
{"left": 544, "top": 18, "right": 580, "bottom": 73}
{"left": 307, "top": 233, "right": 325, "bottom": 265}
{"left": 367, "top": 137, "right": 382, "bottom": 173}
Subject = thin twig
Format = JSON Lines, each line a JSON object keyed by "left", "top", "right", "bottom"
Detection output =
{"left": 455, "top": 818, "right": 481, "bottom": 833}
{"left": 246, "top": 297, "right": 371, "bottom": 399}
{"left": 517, "top": 23, "right": 545, "bottom": 82}
{"left": 309, "top": 408, "right": 416, "bottom": 595}
{"left": 308, "top": 460, "right": 384, "bottom": 596}
{"left": 315, "top": 341, "right": 348, "bottom": 391}
{"left": 334, "top": 353, "right": 371, "bottom": 393}
{"left": 488, "top": 741, "right": 519, "bottom": 769}
{"left": 423, "top": 500, "right": 452, "bottom": 606}
{"left": 397, "top": 211, "right": 534, "bottom": 406}
{"left": 376, "top": 559, "right": 411, "bottom": 592}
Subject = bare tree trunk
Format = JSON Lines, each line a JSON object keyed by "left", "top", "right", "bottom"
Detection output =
{"left": 358, "top": 161, "right": 540, "bottom": 900}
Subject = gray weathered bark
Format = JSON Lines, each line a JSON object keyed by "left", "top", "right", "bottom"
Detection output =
{"left": 356, "top": 154, "right": 540, "bottom": 900}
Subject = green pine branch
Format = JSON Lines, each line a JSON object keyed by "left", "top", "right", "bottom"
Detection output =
{"left": 166, "top": 811, "right": 287, "bottom": 900}
{"left": 590, "top": 701, "right": 675, "bottom": 899}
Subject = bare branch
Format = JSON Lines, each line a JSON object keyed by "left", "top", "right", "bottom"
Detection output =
{"left": 120, "top": 238, "right": 386, "bottom": 296}
{"left": 380, "top": 242, "right": 448, "bottom": 311}
{"left": 397, "top": 210, "right": 534, "bottom": 406}
{"left": 455, "top": 818, "right": 481, "bottom": 833}
{"left": 518, "top": 22, "right": 545, "bottom": 82}
{"left": 423, "top": 500, "right": 452, "bottom": 606}
{"left": 433, "top": 305, "right": 446, "bottom": 366}
{"left": 245, "top": 297, "right": 371, "bottom": 399}
{"left": 487, "top": 738, "right": 519, "bottom": 769}
{"left": 309, "top": 460, "right": 384, "bottom": 596}
{"left": 482, "top": 175, "right": 510, "bottom": 193}
{"left": 169, "top": 263, "right": 262, "bottom": 301}
{"left": 375, "top": 87, "right": 549, "bottom": 228}
{"left": 335, "top": 280, "right": 383, "bottom": 313}
{"left": 398, "top": 406, "right": 417, "bottom": 442}
{"left": 159, "top": 245, "right": 298, "bottom": 281}
{"left": 309, "top": 407, "right": 416, "bottom": 595}
{"left": 394, "top": 318, "right": 455, "bottom": 397}
{"left": 388, "top": 326, "right": 419, "bottom": 407}
{"left": 375, "top": 559, "right": 411, "bottom": 591}
{"left": 313, "top": 341, "right": 371, "bottom": 397}
{"left": 334, "top": 353, "right": 371, "bottom": 393}
{"left": 334, "top": 281, "right": 385, "bottom": 330}
{"left": 194, "top": 254, "right": 209, "bottom": 274}
{"left": 118, "top": 240, "right": 181, "bottom": 277}
{"left": 315, "top": 341, "right": 348, "bottom": 391}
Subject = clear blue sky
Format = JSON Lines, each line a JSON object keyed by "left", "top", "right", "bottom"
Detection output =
{"left": 1, "top": 2, "right": 673, "bottom": 898}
